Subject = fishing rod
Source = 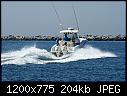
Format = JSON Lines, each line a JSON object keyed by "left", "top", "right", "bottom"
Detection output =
{"left": 72, "top": 5, "right": 79, "bottom": 31}
{"left": 51, "top": 2, "right": 64, "bottom": 30}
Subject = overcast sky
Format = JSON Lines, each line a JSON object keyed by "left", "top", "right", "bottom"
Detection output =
{"left": 1, "top": 1, "right": 126, "bottom": 36}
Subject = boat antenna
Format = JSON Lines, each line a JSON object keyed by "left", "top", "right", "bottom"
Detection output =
{"left": 72, "top": 5, "right": 79, "bottom": 31}
{"left": 52, "top": 2, "right": 64, "bottom": 30}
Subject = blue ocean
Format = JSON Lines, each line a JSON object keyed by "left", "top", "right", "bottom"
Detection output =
{"left": 1, "top": 41, "right": 125, "bottom": 81}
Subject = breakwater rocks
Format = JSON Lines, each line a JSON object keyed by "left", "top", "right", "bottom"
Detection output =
{"left": 1, "top": 34, "right": 126, "bottom": 41}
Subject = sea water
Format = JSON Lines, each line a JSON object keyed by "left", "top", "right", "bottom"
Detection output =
{"left": 1, "top": 41, "right": 125, "bottom": 81}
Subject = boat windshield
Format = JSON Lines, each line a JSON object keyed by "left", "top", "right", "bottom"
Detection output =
{"left": 63, "top": 32, "right": 79, "bottom": 43}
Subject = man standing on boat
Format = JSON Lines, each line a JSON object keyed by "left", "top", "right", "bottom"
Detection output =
{"left": 72, "top": 33, "right": 80, "bottom": 45}
{"left": 64, "top": 33, "right": 69, "bottom": 41}
{"left": 75, "top": 38, "right": 80, "bottom": 45}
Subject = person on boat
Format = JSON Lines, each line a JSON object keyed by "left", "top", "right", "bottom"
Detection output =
{"left": 62, "top": 42, "right": 68, "bottom": 54}
{"left": 75, "top": 38, "right": 80, "bottom": 45}
{"left": 64, "top": 33, "right": 70, "bottom": 41}
{"left": 67, "top": 33, "right": 72, "bottom": 41}
{"left": 55, "top": 45, "right": 62, "bottom": 57}
{"left": 59, "top": 39, "right": 64, "bottom": 46}
{"left": 72, "top": 33, "right": 80, "bottom": 46}
{"left": 72, "top": 33, "right": 75, "bottom": 45}
{"left": 56, "top": 37, "right": 60, "bottom": 46}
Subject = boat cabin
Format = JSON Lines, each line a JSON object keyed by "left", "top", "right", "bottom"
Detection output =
{"left": 58, "top": 27, "right": 80, "bottom": 47}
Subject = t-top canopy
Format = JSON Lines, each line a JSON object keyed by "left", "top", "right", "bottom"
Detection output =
{"left": 60, "top": 28, "right": 79, "bottom": 33}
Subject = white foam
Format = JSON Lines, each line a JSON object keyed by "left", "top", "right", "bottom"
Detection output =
{"left": 1, "top": 45, "right": 117, "bottom": 65}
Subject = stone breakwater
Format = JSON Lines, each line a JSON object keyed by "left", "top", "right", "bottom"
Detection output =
{"left": 1, "top": 34, "right": 126, "bottom": 41}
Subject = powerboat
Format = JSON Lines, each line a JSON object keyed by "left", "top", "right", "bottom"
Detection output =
{"left": 50, "top": 27, "right": 87, "bottom": 57}
{"left": 50, "top": 4, "right": 87, "bottom": 57}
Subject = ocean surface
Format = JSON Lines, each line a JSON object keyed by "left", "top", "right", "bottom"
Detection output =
{"left": 1, "top": 41, "right": 125, "bottom": 81}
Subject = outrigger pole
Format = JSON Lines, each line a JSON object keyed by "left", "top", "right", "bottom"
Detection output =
{"left": 72, "top": 5, "right": 79, "bottom": 31}
{"left": 52, "top": 2, "right": 64, "bottom": 30}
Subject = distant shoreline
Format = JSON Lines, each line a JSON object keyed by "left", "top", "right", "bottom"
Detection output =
{"left": 1, "top": 35, "right": 126, "bottom": 41}
{"left": 1, "top": 39, "right": 125, "bottom": 41}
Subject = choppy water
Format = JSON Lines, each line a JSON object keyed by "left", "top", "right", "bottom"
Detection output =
{"left": 1, "top": 41, "right": 125, "bottom": 81}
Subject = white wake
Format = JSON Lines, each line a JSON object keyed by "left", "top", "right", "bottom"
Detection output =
{"left": 1, "top": 45, "right": 117, "bottom": 65}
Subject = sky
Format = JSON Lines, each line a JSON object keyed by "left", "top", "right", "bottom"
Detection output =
{"left": 1, "top": 1, "right": 126, "bottom": 36}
